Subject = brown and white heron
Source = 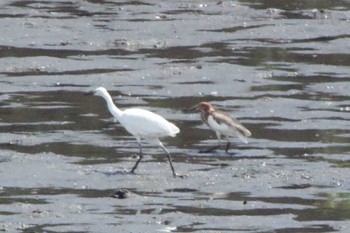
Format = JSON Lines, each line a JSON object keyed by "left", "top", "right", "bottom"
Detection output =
{"left": 191, "top": 102, "right": 251, "bottom": 153}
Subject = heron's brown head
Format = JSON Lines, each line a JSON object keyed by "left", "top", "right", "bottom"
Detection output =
{"left": 189, "top": 102, "right": 214, "bottom": 113}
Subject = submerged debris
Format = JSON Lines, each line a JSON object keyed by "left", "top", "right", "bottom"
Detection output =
{"left": 111, "top": 189, "right": 130, "bottom": 199}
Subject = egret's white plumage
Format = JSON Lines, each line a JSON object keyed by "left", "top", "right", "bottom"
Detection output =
{"left": 191, "top": 102, "right": 251, "bottom": 153}
{"left": 86, "top": 87, "right": 179, "bottom": 177}
{"left": 116, "top": 108, "right": 179, "bottom": 139}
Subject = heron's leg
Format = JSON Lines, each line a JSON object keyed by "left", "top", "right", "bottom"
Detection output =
{"left": 224, "top": 137, "right": 236, "bottom": 155}
{"left": 159, "top": 142, "right": 176, "bottom": 178}
{"left": 225, "top": 141, "right": 231, "bottom": 153}
{"left": 130, "top": 141, "right": 143, "bottom": 173}
{"left": 199, "top": 132, "right": 221, "bottom": 153}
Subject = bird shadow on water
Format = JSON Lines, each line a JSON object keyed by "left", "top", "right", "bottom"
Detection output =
{"left": 92, "top": 169, "right": 135, "bottom": 177}
{"left": 195, "top": 147, "right": 241, "bottom": 157}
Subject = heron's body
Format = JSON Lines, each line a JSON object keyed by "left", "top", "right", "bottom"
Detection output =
{"left": 192, "top": 102, "right": 251, "bottom": 153}
{"left": 87, "top": 87, "right": 179, "bottom": 177}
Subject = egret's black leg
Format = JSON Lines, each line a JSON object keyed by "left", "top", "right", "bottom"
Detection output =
{"left": 167, "top": 153, "right": 176, "bottom": 178}
{"left": 159, "top": 143, "right": 177, "bottom": 177}
{"left": 131, "top": 143, "right": 143, "bottom": 173}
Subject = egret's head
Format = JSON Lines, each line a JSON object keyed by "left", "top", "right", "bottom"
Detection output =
{"left": 85, "top": 87, "right": 108, "bottom": 97}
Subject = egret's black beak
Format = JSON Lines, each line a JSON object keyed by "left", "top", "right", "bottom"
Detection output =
{"left": 85, "top": 90, "right": 95, "bottom": 96}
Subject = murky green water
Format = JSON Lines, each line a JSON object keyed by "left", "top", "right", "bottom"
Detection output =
{"left": 0, "top": 0, "right": 349, "bottom": 232}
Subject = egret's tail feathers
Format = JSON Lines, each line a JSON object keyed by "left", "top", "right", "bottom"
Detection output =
{"left": 169, "top": 122, "right": 180, "bottom": 137}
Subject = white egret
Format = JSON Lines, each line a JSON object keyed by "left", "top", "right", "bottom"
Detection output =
{"left": 191, "top": 102, "right": 251, "bottom": 154}
{"left": 86, "top": 87, "right": 180, "bottom": 177}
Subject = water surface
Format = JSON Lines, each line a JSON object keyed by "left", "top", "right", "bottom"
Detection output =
{"left": 0, "top": 0, "right": 349, "bottom": 232}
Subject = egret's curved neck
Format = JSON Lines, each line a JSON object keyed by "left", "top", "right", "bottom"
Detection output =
{"left": 100, "top": 92, "right": 123, "bottom": 119}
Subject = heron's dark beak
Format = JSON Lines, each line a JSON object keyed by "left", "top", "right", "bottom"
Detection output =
{"left": 183, "top": 103, "right": 199, "bottom": 112}
{"left": 85, "top": 90, "right": 95, "bottom": 96}
{"left": 190, "top": 103, "right": 200, "bottom": 111}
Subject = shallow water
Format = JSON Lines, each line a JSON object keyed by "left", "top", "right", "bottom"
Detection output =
{"left": 0, "top": 0, "right": 350, "bottom": 232}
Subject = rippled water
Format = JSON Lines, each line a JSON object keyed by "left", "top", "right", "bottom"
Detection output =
{"left": 0, "top": 0, "right": 350, "bottom": 232}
